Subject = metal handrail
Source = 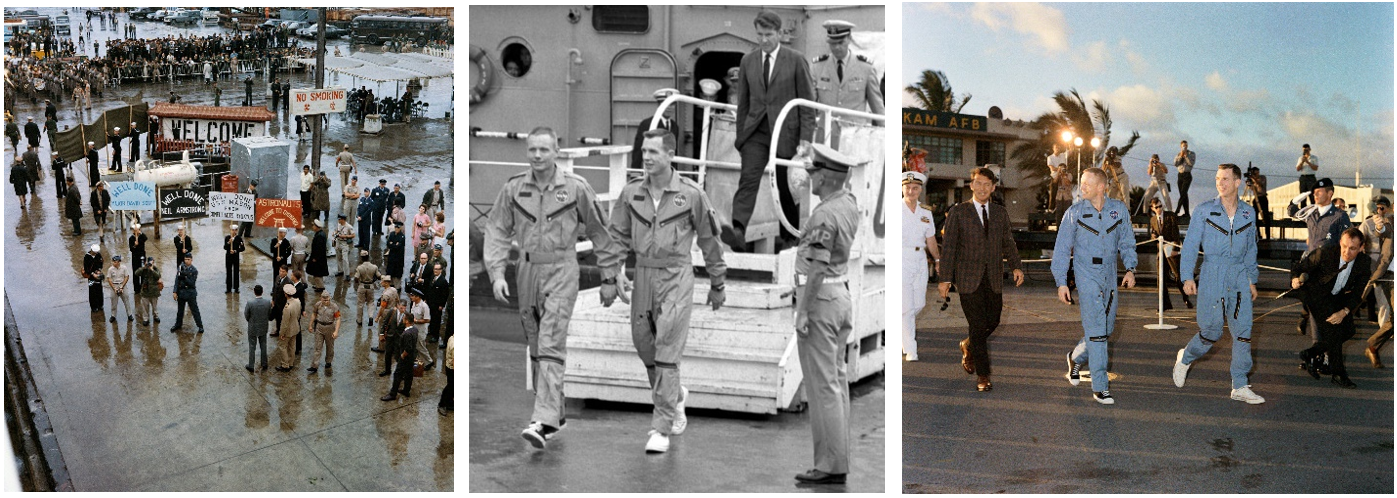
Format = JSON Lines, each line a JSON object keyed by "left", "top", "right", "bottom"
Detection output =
{"left": 648, "top": 94, "right": 740, "bottom": 185}
{"left": 765, "top": 98, "right": 884, "bottom": 236}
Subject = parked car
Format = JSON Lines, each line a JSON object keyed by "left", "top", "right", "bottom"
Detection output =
{"left": 129, "top": 7, "right": 159, "bottom": 20}
{"left": 296, "top": 23, "right": 346, "bottom": 39}
{"left": 167, "top": 10, "right": 199, "bottom": 25}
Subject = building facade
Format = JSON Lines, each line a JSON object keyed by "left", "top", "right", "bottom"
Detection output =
{"left": 902, "top": 107, "right": 1039, "bottom": 224}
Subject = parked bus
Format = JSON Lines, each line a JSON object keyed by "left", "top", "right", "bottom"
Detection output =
{"left": 349, "top": 15, "right": 447, "bottom": 46}
{"left": 3, "top": 18, "right": 25, "bottom": 43}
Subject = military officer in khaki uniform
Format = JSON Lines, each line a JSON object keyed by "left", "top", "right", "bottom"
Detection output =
{"left": 793, "top": 144, "right": 861, "bottom": 485}
{"left": 333, "top": 214, "right": 356, "bottom": 277}
{"left": 810, "top": 20, "right": 884, "bottom": 147}
{"left": 274, "top": 284, "right": 302, "bottom": 372}
{"left": 598, "top": 128, "right": 727, "bottom": 454}
{"left": 307, "top": 290, "right": 340, "bottom": 373}
{"left": 354, "top": 249, "right": 382, "bottom": 324}
{"left": 483, "top": 126, "right": 625, "bottom": 450}
{"left": 372, "top": 275, "right": 399, "bottom": 345}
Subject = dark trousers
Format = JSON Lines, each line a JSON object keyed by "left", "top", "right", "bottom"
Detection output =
{"left": 174, "top": 295, "right": 203, "bottom": 329}
{"left": 225, "top": 254, "right": 240, "bottom": 291}
{"left": 390, "top": 358, "right": 414, "bottom": 395}
{"left": 1251, "top": 195, "right": 1271, "bottom": 239}
{"left": 1175, "top": 172, "right": 1192, "bottom": 216}
{"left": 358, "top": 220, "right": 372, "bottom": 249}
{"left": 732, "top": 118, "right": 799, "bottom": 237}
{"left": 239, "top": 220, "right": 253, "bottom": 238}
{"left": 53, "top": 172, "right": 67, "bottom": 198}
{"left": 428, "top": 305, "right": 442, "bottom": 345}
{"left": 960, "top": 272, "right": 1003, "bottom": 376}
{"left": 1160, "top": 254, "right": 1190, "bottom": 309}
{"left": 1299, "top": 174, "right": 1317, "bottom": 201}
{"left": 1301, "top": 303, "right": 1357, "bottom": 378}
{"left": 372, "top": 208, "right": 385, "bottom": 234}
{"left": 438, "top": 366, "right": 453, "bottom": 409}
{"left": 248, "top": 333, "right": 268, "bottom": 368}
{"left": 381, "top": 334, "right": 399, "bottom": 374}
{"left": 71, "top": 217, "right": 82, "bottom": 235}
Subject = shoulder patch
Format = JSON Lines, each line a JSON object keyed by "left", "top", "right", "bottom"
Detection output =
{"left": 919, "top": 203, "right": 933, "bottom": 211}
{"left": 506, "top": 171, "right": 528, "bottom": 181}
{"left": 855, "top": 54, "right": 870, "bottom": 63}
{"left": 677, "top": 175, "right": 703, "bottom": 191}
{"left": 813, "top": 54, "right": 829, "bottom": 63}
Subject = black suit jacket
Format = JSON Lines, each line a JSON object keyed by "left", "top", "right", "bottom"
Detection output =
{"left": 735, "top": 46, "right": 815, "bottom": 156}
{"left": 630, "top": 116, "right": 676, "bottom": 170}
{"left": 1291, "top": 244, "right": 1370, "bottom": 323}
{"left": 940, "top": 201, "right": 1022, "bottom": 295}
{"left": 1148, "top": 211, "right": 1182, "bottom": 245}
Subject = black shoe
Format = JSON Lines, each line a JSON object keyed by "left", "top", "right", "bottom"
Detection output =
{"left": 269, "top": 332, "right": 279, "bottom": 337}
{"left": 1300, "top": 352, "right": 1320, "bottom": 379}
{"left": 141, "top": 321, "right": 150, "bottom": 326}
{"left": 275, "top": 366, "right": 290, "bottom": 372}
{"left": 1332, "top": 376, "right": 1357, "bottom": 389}
{"left": 378, "top": 370, "right": 391, "bottom": 377}
{"left": 153, "top": 316, "right": 160, "bottom": 323}
{"left": 371, "top": 347, "right": 384, "bottom": 353}
{"left": 197, "top": 327, "right": 204, "bottom": 334}
{"left": 110, "top": 316, "right": 117, "bottom": 323}
{"left": 127, "top": 315, "right": 133, "bottom": 321}
{"left": 439, "top": 342, "right": 446, "bottom": 349}
{"left": 170, "top": 326, "right": 180, "bottom": 332}
{"left": 261, "top": 364, "right": 268, "bottom": 371}
{"left": 245, "top": 365, "right": 254, "bottom": 372}
{"left": 324, "top": 363, "right": 331, "bottom": 369}
{"left": 307, "top": 366, "right": 318, "bottom": 373}
{"left": 380, "top": 394, "right": 397, "bottom": 401}
{"left": 1184, "top": 299, "right": 1193, "bottom": 309}
{"left": 367, "top": 319, "right": 373, "bottom": 327}
{"left": 399, "top": 390, "right": 410, "bottom": 397}
{"left": 234, "top": 288, "right": 239, "bottom": 293}
{"left": 794, "top": 469, "right": 846, "bottom": 484}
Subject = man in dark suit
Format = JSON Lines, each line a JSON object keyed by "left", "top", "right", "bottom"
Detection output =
{"left": 630, "top": 88, "right": 679, "bottom": 171}
{"left": 1292, "top": 228, "right": 1371, "bottom": 388}
{"left": 1148, "top": 198, "right": 1191, "bottom": 310}
{"left": 937, "top": 167, "right": 1024, "bottom": 392}
{"left": 1288, "top": 177, "right": 1351, "bottom": 334}
{"left": 722, "top": 10, "right": 817, "bottom": 250}
{"left": 243, "top": 285, "right": 271, "bottom": 372}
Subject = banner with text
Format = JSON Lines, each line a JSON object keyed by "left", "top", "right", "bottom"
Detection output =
{"left": 107, "top": 181, "right": 158, "bottom": 210}
{"left": 208, "top": 192, "right": 256, "bottom": 222}
{"left": 159, "top": 187, "right": 209, "bottom": 219}
{"left": 255, "top": 198, "right": 303, "bottom": 229}
{"left": 160, "top": 118, "right": 265, "bottom": 146}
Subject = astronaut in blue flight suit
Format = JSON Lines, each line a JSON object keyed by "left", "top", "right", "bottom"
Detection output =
{"left": 1051, "top": 168, "right": 1137, "bottom": 405}
{"left": 1171, "top": 164, "right": 1266, "bottom": 404}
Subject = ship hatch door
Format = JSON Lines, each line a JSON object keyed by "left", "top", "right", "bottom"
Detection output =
{"left": 609, "top": 49, "right": 679, "bottom": 149}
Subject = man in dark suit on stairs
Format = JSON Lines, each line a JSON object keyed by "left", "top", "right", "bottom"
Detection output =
{"left": 721, "top": 9, "right": 816, "bottom": 251}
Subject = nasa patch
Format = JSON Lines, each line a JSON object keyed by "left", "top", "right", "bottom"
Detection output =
{"left": 555, "top": 189, "right": 569, "bottom": 203}
{"left": 1242, "top": 210, "right": 1250, "bottom": 219}
{"left": 674, "top": 193, "right": 688, "bottom": 209}
{"left": 1109, "top": 210, "right": 1119, "bottom": 220}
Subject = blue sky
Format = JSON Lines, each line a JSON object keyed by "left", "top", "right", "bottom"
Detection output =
{"left": 904, "top": 2, "right": 1394, "bottom": 189}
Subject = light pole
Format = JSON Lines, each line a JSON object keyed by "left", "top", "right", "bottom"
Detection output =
{"left": 1073, "top": 136, "right": 1084, "bottom": 178}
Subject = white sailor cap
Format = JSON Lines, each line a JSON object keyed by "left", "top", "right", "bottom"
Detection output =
{"left": 902, "top": 170, "right": 926, "bottom": 185}
{"left": 652, "top": 88, "right": 679, "bottom": 102}
{"left": 823, "top": 20, "right": 855, "bottom": 41}
{"left": 698, "top": 79, "right": 721, "bottom": 96}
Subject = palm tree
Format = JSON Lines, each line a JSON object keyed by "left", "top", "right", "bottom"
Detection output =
{"left": 1009, "top": 89, "right": 1140, "bottom": 198}
{"left": 905, "top": 70, "right": 971, "bottom": 113}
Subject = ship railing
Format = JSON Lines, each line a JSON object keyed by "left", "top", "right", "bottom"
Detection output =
{"left": 766, "top": 98, "right": 883, "bottom": 237}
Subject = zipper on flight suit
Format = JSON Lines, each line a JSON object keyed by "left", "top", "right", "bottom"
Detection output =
{"left": 511, "top": 197, "right": 537, "bottom": 222}
{"left": 1075, "top": 219, "right": 1100, "bottom": 235}
{"left": 1234, "top": 291, "right": 1242, "bottom": 319}
{"left": 545, "top": 201, "right": 578, "bottom": 221}
{"left": 628, "top": 203, "right": 652, "bottom": 227}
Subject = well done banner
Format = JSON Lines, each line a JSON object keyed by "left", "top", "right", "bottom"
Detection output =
{"left": 208, "top": 192, "right": 255, "bottom": 222}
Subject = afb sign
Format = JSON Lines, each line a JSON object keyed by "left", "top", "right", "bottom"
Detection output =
{"left": 208, "top": 192, "right": 256, "bottom": 222}
{"left": 162, "top": 118, "right": 265, "bottom": 146}
{"left": 291, "top": 87, "right": 347, "bottom": 116}
{"left": 255, "top": 198, "right": 303, "bottom": 229}
{"left": 108, "top": 181, "right": 157, "bottom": 210}
{"left": 160, "top": 188, "right": 209, "bottom": 219}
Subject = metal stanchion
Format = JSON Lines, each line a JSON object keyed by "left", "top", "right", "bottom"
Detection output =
{"left": 1145, "top": 236, "right": 1178, "bottom": 330}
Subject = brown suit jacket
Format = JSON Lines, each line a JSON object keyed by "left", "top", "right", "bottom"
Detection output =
{"left": 940, "top": 200, "right": 1022, "bottom": 294}
{"left": 1148, "top": 211, "right": 1182, "bottom": 245}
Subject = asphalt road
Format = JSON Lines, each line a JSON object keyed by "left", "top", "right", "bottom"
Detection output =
{"left": 904, "top": 280, "right": 1393, "bottom": 493}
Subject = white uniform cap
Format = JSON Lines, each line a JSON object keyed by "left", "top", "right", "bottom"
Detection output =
{"left": 902, "top": 170, "right": 926, "bottom": 185}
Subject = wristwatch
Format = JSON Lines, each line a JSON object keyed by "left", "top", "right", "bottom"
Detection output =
{"left": 601, "top": 277, "right": 616, "bottom": 285}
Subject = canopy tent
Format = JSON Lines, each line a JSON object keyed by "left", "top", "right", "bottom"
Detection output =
{"left": 296, "top": 50, "right": 453, "bottom": 94}
{"left": 292, "top": 55, "right": 365, "bottom": 70}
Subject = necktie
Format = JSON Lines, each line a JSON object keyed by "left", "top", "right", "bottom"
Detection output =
{"left": 1333, "top": 261, "right": 1350, "bottom": 295}
{"left": 981, "top": 204, "right": 989, "bottom": 236}
{"left": 763, "top": 53, "right": 772, "bottom": 88}
{"left": 837, "top": 59, "right": 844, "bottom": 83}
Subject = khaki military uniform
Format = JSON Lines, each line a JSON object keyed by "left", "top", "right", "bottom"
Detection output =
{"left": 277, "top": 298, "right": 302, "bottom": 369}
{"left": 796, "top": 188, "right": 859, "bottom": 475}
{"left": 309, "top": 298, "right": 340, "bottom": 368}
{"left": 600, "top": 173, "right": 726, "bottom": 435}
{"left": 354, "top": 261, "right": 382, "bottom": 323}
{"left": 483, "top": 167, "right": 623, "bottom": 430}
{"left": 810, "top": 52, "right": 883, "bottom": 146}
{"left": 334, "top": 222, "right": 356, "bottom": 275}
{"left": 377, "top": 283, "right": 400, "bottom": 330}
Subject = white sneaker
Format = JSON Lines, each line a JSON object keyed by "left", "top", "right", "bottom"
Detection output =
{"left": 1172, "top": 348, "right": 1190, "bottom": 388}
{"left": 521, "top": 421, "right": 546, "bottom": 449}
{"left": 905, "top": 353, "right": 918, "bottom": 362}
{"left": 1093, "top": 391, "right": 1115, "bottom": 405}
{"left": 1230, "top": 386, "right": 1265, "bottom": 404}
{"left": 1066, "top": 353, "right": 1081, "bottom": 386}
{"left": 671, "top": 386, "right": 689, "bottom": 435}
{"left": 645, "top": 430, "right": 670, "bottom": 453}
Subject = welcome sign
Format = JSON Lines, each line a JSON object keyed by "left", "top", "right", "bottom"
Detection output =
{"left": 161, "top": 118, "right": 265, "bottom": 145}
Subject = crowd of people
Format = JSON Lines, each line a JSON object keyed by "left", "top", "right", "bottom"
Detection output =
{"left": 905, "top": 138, "right": 1394, "bottom": 404}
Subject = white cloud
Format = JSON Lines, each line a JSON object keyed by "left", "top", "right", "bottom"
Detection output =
{"left": 970, "top": 3, "right": 1069, "bottom": 54}
{"left": 1205, "top": 71, "right": 1227, "bottom": 92}
{"left": 1072, "top": 41, "right": 1110, "bottom": 73}
{"left": 1107, "top": 84, "right": 1176, "bottom": 131}
{"left": 1227, "top": 88, "right": 1273, "bottom": 115}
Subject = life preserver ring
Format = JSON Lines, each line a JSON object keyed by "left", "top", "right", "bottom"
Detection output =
{"left": 469, "top": 45, "right": 495, "bottom": 105}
